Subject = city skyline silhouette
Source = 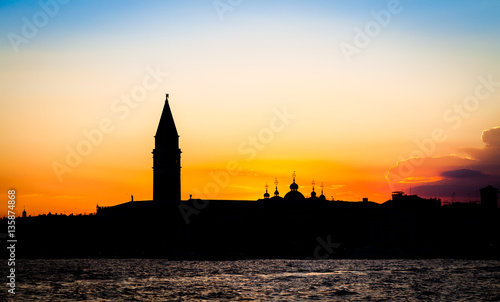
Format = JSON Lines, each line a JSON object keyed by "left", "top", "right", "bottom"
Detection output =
{"left": 2, "top": 94, "right": 498, "bottom": 260}
{"left": 2, "top": 91, "right": 500, "bottom": 218}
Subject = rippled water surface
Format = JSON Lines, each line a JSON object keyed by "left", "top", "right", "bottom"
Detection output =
{"left": 3, "top": 259, "right": 500, "bottom": 301}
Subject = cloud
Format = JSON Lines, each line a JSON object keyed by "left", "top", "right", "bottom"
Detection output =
{"left": 482, "top": 126, "right": 500, "bottom": 147}
{"left": 440, "top": 169, "right": 487, "bottom": 179}
{"left": 330, "top": 185, "right": 346, "bottom": 190}
{"left": 399, "top": 176, "right": 443, "bottom": 184}
{"left": 387, "top": 155, "right": 474, "bottom": 185}
{"left": 387, "top": 126, "right": 500, "bottom": 201}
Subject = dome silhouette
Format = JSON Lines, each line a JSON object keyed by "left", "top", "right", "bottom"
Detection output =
{"left": 284, "top": 171, "right": 305, "bottom": 201}
{"left": 284, "top": 190, "right": 305, "bottom": 201}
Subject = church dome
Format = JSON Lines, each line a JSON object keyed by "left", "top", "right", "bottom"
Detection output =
{"left": 284, "top": 190, "right": 305, "bottom": 201}
{"left": 284, "top": 171, "right": 304, "bottom": 201}
{"left": 272, "top": 177, "right": 280, "bottom": 197}
{"left": 318, "top": 182, "right": 326, "bottom": 200}
{"left": 310, "top": 180, "right": 317, "bottom": 199}
{"left": 263, "top": 183, "right": 270, "bottom": 199}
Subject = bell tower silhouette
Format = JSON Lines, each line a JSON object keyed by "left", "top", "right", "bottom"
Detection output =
{"left": 153, "top": 94, "right": 181, "bottom": 201}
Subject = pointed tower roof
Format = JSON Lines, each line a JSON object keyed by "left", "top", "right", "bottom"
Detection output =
{"left": 155, "top": 94, "right": 179, "bottom": 148}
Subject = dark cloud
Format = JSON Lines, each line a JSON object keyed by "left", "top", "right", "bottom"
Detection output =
{"left": 412, "top": 182, "right": 483, "bottom": 200}
{"left": 440, "top": 169, "right": 487, "bottom": 179}
{"left": 387, "top": 126, "right": 500, "bottom": 201}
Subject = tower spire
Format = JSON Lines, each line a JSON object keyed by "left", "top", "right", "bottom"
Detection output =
{"left": 155, "top": 94, "right": 179, "bottom": 147}
{"left": 310, "top": 180, "right": 317, "bottom": 198}
{"left": 153, "top": 94, "right": 181, "bottom": 201}
{"left": 319, "top": 182, "right": 326, "bottom": 201}
{"left": 290, "top": 171, "right": 298, "bottom": 191}
{"left": 274, "top": 177, "right": 280, "bottom": 197}
{"left": 264, "top": 182, "right": 270, "bottom": 199}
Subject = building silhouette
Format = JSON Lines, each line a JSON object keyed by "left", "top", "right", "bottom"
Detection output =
{"left": 480, "top": 185, "right": 499, "bottom": 209}
{"left": 383, "top": 191, "right": 441, "bottom": 209}
{"left": 152, "top": 94, "right": 181, "bottom": 201}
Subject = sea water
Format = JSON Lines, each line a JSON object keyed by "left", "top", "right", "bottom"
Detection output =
{"left": 2, "top": 259, "right": 500, "bottom": 301}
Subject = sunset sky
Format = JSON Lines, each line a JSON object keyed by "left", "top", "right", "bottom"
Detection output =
{"left": 1, "top": 0, "right": 500, "bottom": 216}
